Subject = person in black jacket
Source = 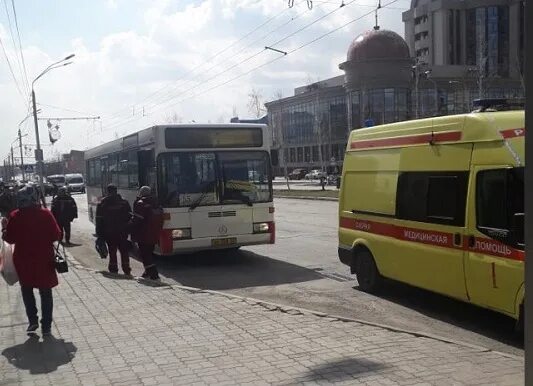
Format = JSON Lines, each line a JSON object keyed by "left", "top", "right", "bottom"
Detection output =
{"left": 130, "top": 186, "right": 163, "bottom": 281}
{"left": 95, "top": 184, "right": 132, "bottom": 275}
{"left": 0, "top": 183, "right": 16, "bottom": 217}
{"left": 51, "top": 187, "right": 78, "bottom": 245}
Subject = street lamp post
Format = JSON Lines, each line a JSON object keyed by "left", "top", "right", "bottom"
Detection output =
{"left": 31, "top": 54, "right": 74, "bottom": 203}
{"left": 424, "top": 70, "right": 438, "bottom": 116}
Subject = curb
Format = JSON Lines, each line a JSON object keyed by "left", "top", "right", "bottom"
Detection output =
{"left": 64, "top": 249, "right": 523, "bottom": 362}
{"left": 274, "top": 195, "right": 338, "bottom": 202}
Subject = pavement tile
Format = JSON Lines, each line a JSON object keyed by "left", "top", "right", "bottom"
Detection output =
{"left": 0, "top": 262, "right": 525, "bottom": 386}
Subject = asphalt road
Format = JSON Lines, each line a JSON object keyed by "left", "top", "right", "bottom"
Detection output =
{"left": 65, "top": 194, "right": 523, "bottom": 356}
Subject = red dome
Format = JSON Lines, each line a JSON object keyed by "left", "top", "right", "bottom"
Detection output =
{"left": 347, "top": 29, "right": 410, "bottom": 62}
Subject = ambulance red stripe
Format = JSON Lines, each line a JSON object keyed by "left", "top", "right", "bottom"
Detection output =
{"left": 340, "top": 217, "right": 524, "bottom": 261}
{"left": 500, "top": 128, "right": 525, "bottom": 139}
{"left": 350, "top": 131, "right": 462, "bottom": 150}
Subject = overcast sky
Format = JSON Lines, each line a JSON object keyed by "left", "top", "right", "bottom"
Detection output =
{"left": 0, "top": 0, "right": 409, "bottom": 161}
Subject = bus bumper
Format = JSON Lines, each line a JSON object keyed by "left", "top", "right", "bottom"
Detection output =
{"left": 156, "top": 233, "right": 272, "bottom": 256}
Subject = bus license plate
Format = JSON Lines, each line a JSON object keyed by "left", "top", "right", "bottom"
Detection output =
{"left": 212, "top": 237, "right": 237, "bottom": 247}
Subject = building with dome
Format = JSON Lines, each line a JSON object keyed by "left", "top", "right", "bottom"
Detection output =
{"left": 266, "top": 28, "right": 416, "bottom": 175}
{"left": 265, "top": 0, "right": 525, "bottom": 175}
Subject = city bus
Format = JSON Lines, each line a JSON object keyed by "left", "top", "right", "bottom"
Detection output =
{"left": 338, "top": 100, "right": 524, "bottom": 326}
{"left": 85, "top": 124, "right": 275, "bottom": 255}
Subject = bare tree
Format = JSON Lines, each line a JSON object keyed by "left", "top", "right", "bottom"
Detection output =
{"left": 247, "top": 88, "right": 266, "bottom": 118}
{"left": 165, "top": 112, "right": 183, "bottom": 124}
{"left": 232, "top": 105, "right": 238, "bottom": 118}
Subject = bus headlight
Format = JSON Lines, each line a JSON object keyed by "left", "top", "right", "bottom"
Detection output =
{"left": 172, "top": 228, "right": 191, "bottom": 240}
{"left": 253, "top": 222, "right": 270, "bottom": 233}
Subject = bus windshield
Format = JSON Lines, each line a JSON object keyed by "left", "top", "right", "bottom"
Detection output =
{"left": 158, "top": 151, "right": 272, "bottom": 208}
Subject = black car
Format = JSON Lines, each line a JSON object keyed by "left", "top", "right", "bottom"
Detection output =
{"left": 288, "top": 168, "right": 308, "bottom": 180}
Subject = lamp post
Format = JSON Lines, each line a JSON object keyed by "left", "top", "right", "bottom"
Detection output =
{"left": 449, "top": 80, "right": 467, "bottom": 113}
{"left": 424, "top": 70, "right": 438, "bottom": 116}
{"left": 31, "top": 54, "right": 75, "bottom": 204}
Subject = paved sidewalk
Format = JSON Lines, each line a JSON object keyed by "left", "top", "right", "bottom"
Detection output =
{"left": 0, "top": 262, "right": 523, "bottom": 385}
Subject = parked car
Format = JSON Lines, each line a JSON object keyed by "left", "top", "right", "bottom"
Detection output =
{"left": 65, "top": 173, "right": 85, "bottom": 194}
{"left": 288, "top": 168, "right": 308, "bottom": 180}
{"left": 46, "top": 174, "right": 66, "bottom": 196}
{"left": 305, "top": 169, "right": 327, "bottom": 180}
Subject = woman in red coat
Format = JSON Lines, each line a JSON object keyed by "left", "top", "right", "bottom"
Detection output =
{"left": 1, "top": 184, "right": 62, "bottom": 336}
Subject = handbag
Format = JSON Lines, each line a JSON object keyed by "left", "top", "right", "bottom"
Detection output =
{"left": 54, "top": 242, "right": 68, "bottom": 273}
{"left": 0, "top": 240, "right": 18, "bottom": 285}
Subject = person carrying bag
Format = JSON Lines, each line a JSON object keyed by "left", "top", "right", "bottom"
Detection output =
{"left": 1, "top": 185, "right": 62, "bottom": 336}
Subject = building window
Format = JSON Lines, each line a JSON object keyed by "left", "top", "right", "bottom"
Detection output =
{"left": 466, "top": 6, "right": 509, "bottom": 77}
{"left": 304, "top": 146, "right": 311, "bottom": 163}
{"left": 297, "top": 147, "right": 303, "bottom": 163}
{"left": 351, "top": 92, "right": 360, "bottom": 129}
{"left": 312, "top": 146, "right": 319, "bottom": 162}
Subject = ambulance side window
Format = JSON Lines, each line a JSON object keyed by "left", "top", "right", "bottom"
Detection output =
{"left": 476, "top": 167, "right": 524, "bottom": 247}
{"left": 396, "top": 171, "right": 468, "bottom": 226}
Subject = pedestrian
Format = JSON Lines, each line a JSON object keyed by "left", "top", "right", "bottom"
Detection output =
{"left": 0, "top": 183, "right": 16, "bottom": 217}
{"left": 1, "top": 184, "right": 62, "bottom": 336}
{"left": 51, "top": 187, "right": 78, "bottom": 245}
{"left": 95, "top": 184, "right": 132, "bottom": 276}
{"left": 131, "top": 186, "right": 163, "bottom": 280}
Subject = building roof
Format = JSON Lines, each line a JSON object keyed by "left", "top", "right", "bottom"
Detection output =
{"left": 346, "top": 29, "right": 410, "bottom": 62}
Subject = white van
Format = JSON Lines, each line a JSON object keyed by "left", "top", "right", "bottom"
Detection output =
{"left": 65, "top": 173, "right": 85, "bottom": 194}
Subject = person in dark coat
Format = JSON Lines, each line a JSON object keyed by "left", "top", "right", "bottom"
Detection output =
{"left": 95, "top": 184, "right": 132, "bottom": 275}
{"left": 0, "top": 184, "right": 16, "bottom": 217}
{"left": 1, "top": 184, "right": 62, "bottom": 336}
{"left": 51, "top": 187, "right": 78, "bottom": 245}
{"left": 131, "top": 186, "right": 163, "bottom": 280}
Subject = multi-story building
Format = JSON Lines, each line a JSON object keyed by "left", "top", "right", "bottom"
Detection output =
{"left": 265, "top": 0, "right": 525, "bottom": 174}
{"left": 403, "top": 0, "right": 525, "bottom": 110}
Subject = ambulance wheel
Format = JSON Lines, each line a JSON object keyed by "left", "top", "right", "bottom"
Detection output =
{"left": 355, "top": 249, "right": 382, "bottom": 293}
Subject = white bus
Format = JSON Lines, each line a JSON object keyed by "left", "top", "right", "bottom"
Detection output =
{"left": 85, "top": 124, "right": 276, "bottom": 255}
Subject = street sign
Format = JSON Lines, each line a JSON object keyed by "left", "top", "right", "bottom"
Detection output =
{"left": 23, "top": 165, "right": 34, "bottom": 173}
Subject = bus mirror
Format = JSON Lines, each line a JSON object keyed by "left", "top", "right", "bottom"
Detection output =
{"left": 511, "top": 212, "right": 524, "bottom": 246}
{"left": 270, "top": 150, "right": 279, "bottom": 167}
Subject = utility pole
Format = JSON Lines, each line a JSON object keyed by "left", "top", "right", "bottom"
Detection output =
{"left": 10, "top": 146, "right": 15, "bottom": 180}
{"left": 18, "top": 129, "right": 25, "bottom": 181}
{"left": 31, "top": 88, "right": 44, "bottom": 197}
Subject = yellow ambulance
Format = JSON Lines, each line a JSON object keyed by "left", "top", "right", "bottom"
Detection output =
{"left": 338, "top": 99, "right": 524, "bottom": 326}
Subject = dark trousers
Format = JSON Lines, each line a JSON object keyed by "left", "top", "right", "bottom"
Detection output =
{"left": 138, "top": 243, "right": 158, "bottom": 278}
{"left": 21, "top": 287, "right": 53, "bottom": 330}
{"left": 106, "top": 237, "right": 131, "bottom": 274}
{"left": 59, "top": 222, "right": 71, "bottom": 243}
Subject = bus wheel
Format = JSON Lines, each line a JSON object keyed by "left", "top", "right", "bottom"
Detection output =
{"left": 355, "top": 249, "right": 382, "bottom": 293}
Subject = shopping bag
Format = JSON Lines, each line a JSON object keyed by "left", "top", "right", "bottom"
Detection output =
{"left": 54, "top": 242, "right": 68, "bottom": 274}
{"left": 0, "top": 240, "right": 18, "bottom": 285}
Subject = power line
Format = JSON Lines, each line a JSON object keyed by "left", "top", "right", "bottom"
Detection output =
{"left": 112, "top": 4, "right": 312, "bottom": 124}
{"left": 102, "top": 0, "right": 400, "bottom": 135}
{"left": 37, "top": 102, "right": 96, "bottom": 116}
{"left": 102, "top": 0, "right": 358, "bottom": 132}
{"left": 2, "top": 0, "right": 28, "bottom": 94}
{"left": 10, "top": 0, "right": 30, "bottom": 93}
{"left": 102, "top": 1, "right": 304, "bottom": 123}
{"left": 0, "top": 34, "right": 25, "bottom": 100}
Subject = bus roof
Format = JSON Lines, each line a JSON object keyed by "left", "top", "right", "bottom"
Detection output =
{"left": 85, "top": 123, "right": 269, "bottom": 160}
{"left": 347, "top": 111, "right": 525, "bottom": 151}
